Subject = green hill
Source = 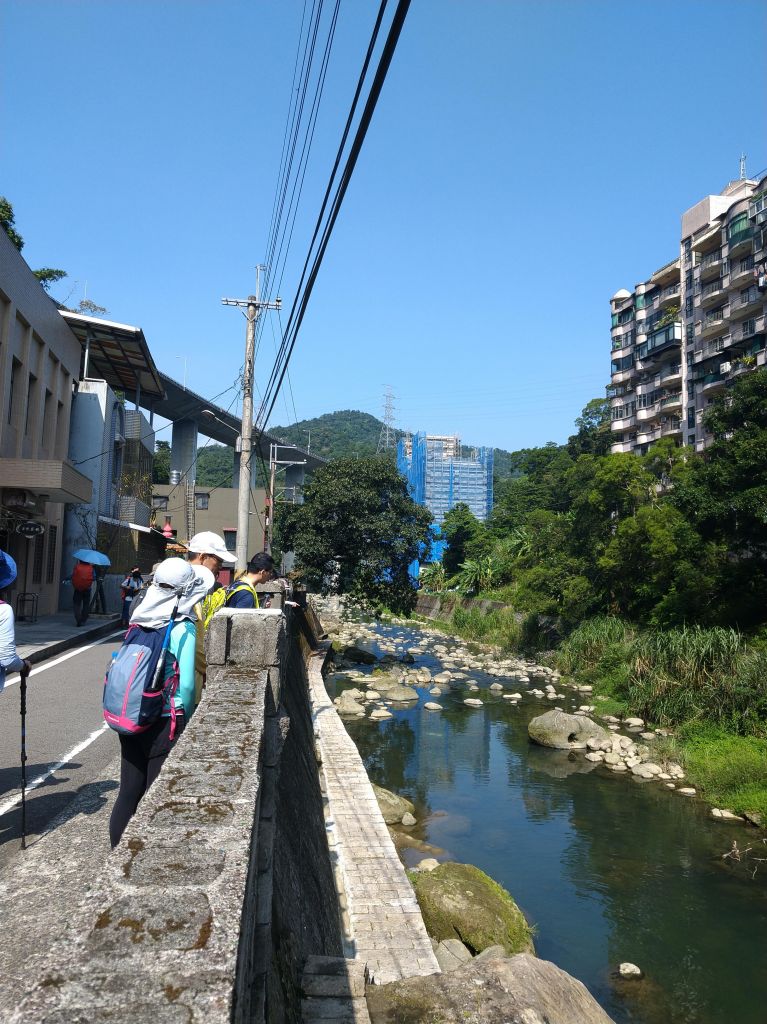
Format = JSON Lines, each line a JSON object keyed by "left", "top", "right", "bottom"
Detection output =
{"left": 271, "top": 410, "right": 515, "bottom": 480}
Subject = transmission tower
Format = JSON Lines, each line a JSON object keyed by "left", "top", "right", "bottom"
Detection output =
{"left": 376, "top": 386, "right": 397, "bottom": 453}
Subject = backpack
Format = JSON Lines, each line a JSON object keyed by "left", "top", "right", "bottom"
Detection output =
{"left": 200, "top": 580, "right": 259, "bottom": 628}
{"left": 103, "top": 611, "right": 181, "bottom": 738}
{"left": 72, "top": 562, "right": 94, "bottom": 591}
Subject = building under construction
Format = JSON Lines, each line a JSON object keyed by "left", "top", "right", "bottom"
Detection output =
{"left": 397, "top": 433, "right": 494, "bottom": 525}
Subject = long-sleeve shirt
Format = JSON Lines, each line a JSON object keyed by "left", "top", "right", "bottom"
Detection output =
{"left": 163, "top": 619, "right": 196, "bottom": 718}
{"left": 0, "top": 601, "right": 25, "bottom": 694}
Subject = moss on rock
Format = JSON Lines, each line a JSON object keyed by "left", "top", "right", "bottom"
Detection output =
{"left": 407, "top": 862, "right": 534, "bottom": 956}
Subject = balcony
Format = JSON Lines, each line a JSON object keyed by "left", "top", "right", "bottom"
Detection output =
{"left": 636, "top": 403, "right": 660, "bottom": 422}
{"left": 660, "top": 393, "right": 682, "bottom": 411}
{"left": 731, "top": 290, "right": 763, "bottom": 320}
{"left": 660, "top": 419, "right": 683, "bottom": 437}
{"left": 658, "top": 284, "right": 680, "bottom": 308}
{"left": 701, "top": 372, "right": 725, "bottom": 394}
{"left": 611, "top": 368, "right": 635, "bottom": 384}
{"left": 700, "top": 310, "right": 729, "bottom": 338}
{"left": 610, "top": 440, "right": 635, "bottom": 454}
{"left": 611, "top": 414, "right": 637, "bottom": 431}
{"left": 728, "top": 256, "right": 755, "bottom": 288}
{"left": 636, "top": 426, "right": 661, "bottom": 445}
{"left": 697, "top": 248, "right": 724, "bottom": 281}
{"left": 659, "top": 362, "right": 682, "bottom": 384}
{"left": 692, "top": 224, "right": 722, "bottom": 253}
{"left": 651, "top": 258, "right": 681, "bottom": 287}
{"left": 727, "top": 226, "right": 754, "bottom": 258}
{"left": 700, "top": 277, "right": 726, "bottom": 306}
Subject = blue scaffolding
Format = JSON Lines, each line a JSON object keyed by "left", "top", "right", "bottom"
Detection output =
{"left": 397, "top": 433, "right": 494, "bottom": 527}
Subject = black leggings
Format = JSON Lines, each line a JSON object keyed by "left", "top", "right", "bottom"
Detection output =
{"left": 109, "top": 714, "right": 185, "bottom": 848}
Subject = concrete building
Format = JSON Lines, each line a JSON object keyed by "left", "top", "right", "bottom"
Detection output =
{"left": 152, "top": 482, "right": 267, "bottom": 586}
{"left": 397, "top": 432, "right": 494, "bottom": 524}
{"left": 0, "top": 227, "right": 91, "bottom": 615}
{"left": 609, "top": 171, "right": 767, "bottom": 455}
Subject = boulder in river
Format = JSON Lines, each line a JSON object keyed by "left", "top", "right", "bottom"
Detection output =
{"left": 343, "top": 644, "right": 377, "bottom": 665}
{"left": 366, "top": 951, "right": 616, "bottom": 1024}
{"left": 372, "top": 783, "right": 415, "bottom": 825}
{"left": 528, "top": 709, "right": 610, "bottom": 750}
{"left": 386, "top": 683, "right": 420, "bottom": 702}
{"left": 407, "top": 861, "right": 534, "bottom": 956}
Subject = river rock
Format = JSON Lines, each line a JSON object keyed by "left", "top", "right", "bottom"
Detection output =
{"left": 624, "top": 717, "right": 644, "bottom": 729}
{"left": 401, "top": 811, "right": 417, "bottom": 826}
{"left": 414, "top": 857, "right": 440, "bottom": 872}
{"left": 366, "top": 952, "right": 615, "bottom": 1024}
{"left": 424, "top": 702, "right": 443, "bottom": 711}
{"left": 386, "top": 683, "right": 420, "bottom": 702}
{"left": 434, "top": 671, "right": 452, "bottom": 684}
{"left": 604, "top": 752, "right": 621, "bottom": 765}
{"left": 618, "top": 962, "right": 643, "bottom": 979}
{"left": 677, "top": 787, "right": 697, "bottom": 796}
{"left": 489, "top": 682, "right": 504, "bottom": 691}
{"left": 429, "top": 686, "right": 442, "bottom": 695}
{"left": 343, "top": 644, "right": 378, "bottom": 665}
{"left": 585, "top": 751, "right": 604, "bottom": 762}
{"left": 370, "top": 708, "right": 393, "bottom": 721}
{"left": 434, "top": 938, "right": 473, "bottom": 973}
{"left": 464, "top": 698, "right": 484, "bottom": 707}
{"left": 366, "top": 690, "right": 381, "bottom": 700}
{"left": 372, "top": 784, "right": 415, "bottom": 825}
{"left": 711, "top": 808, "right": 743, "bottom": 821}
{"left": 336, "top": 691, "right": 366, "bottom": 717}
{"left": 528, "top": 710, "right": 610, "bottom": 750}
{"left": 408, "top": 862, "right": 534, "bottom": 955}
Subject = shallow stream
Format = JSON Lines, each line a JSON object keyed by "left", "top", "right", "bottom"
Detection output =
{"left": 330, "top": 620, "right": 767, "bottom": 1024}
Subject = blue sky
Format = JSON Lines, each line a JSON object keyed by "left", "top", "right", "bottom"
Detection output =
{"left": 3, "top": 0, "right": 765, "bottom": 452}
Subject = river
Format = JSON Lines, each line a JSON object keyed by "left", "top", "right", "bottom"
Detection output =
{"left": 329, "top": 619, "right": 767, "bottom": 1024}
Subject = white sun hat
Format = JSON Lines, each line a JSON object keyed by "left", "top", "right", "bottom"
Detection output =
{"left": 187, "top": 531, "right": 236, "bottom": 565}
{"left": 131, "top": 558, "right": 214, "bottom": 627}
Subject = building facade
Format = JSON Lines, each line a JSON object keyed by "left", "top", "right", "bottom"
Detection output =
{"left": 0, "top": 227, "right": 92, "bottom": 615}
{"left": 609, "top": 173, "right": 767, "bottom": 455}
{"left": 397, "top": 433, "right": 494, "bottom": 525}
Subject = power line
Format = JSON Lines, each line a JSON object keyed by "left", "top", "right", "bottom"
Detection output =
{"left": 256, "top": 0, "right": 410, "bottom": 434}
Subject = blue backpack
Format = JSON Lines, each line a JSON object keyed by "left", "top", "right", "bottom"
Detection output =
{"left": 103, "top": 607, "right": 181, "bottom": 738}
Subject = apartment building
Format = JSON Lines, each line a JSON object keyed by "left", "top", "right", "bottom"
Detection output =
{"left": 609, "top": 172, "right": 767, "bottom": 455}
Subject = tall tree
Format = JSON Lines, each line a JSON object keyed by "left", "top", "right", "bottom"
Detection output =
{"left": 567, "top": 397, "right": 612, "bottom": 458}
{"left": 441, "top": 503, "right": 486, "bottom": 576}
{"left": 277, "top": 455, "right": 432, "bottom": 614}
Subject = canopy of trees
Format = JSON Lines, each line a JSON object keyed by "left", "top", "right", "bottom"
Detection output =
{"left": 276, "top": 454, "right": 432, "bottom": 614}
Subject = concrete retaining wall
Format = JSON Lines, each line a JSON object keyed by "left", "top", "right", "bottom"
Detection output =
{"left": 415, "top": 592, "right": 511, "bottom": 619}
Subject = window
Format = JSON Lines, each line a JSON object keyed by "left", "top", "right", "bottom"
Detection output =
{"left": 8, "top": 358, "right": 20, "bottom": 425}
{"left": 25, "top": 374, "right": 37, "bottom": 436}
{"left": 223, "top": 529, "right": 236, "bottom": 553}
{"left": 740, "top": 286, "right": 757, "bottom": 306}
{"left": 686, "top": 324, "right": 695, "bottom": 343}
{"left": 31, "top": 533, "right": 44, "bottom": 584}
{"left": 728, "top": 212, "right": 748, "bottom": 239}
{"left": 635, "top": 294, "right": 646, "bottom": 310}
{"left": 687, "top": 407, "right": 695, "bottom": 429}
{"left": 685, "top": 297, "right": 693, "bottom": 317}
{"left": 46, "top": 526, "right": 57, "bottom": 584}
{"left": 685, "top": 272, "right": 693, "bottom": 292}
{"left": 41, "top": 389, "right": 52, "bottom": 448}
{"left": 195, "top": 492, "right": 210, "bottom": 511}
{"left": 688, "top": 435, "right": 695, "bottom": 446}
{"left": 152, "top": 495, "right": 169, "bottom": 511}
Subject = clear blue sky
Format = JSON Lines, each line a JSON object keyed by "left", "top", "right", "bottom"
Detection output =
{"left": 3, "top": 0, "right": 765, "bottom": 452}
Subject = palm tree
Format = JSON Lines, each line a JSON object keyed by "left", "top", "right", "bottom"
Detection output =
{"left": 420, "top": 561, "right": 447, "bottom": 592}
{"left": 455, "top": 556, "right": 495, "bottom": 594}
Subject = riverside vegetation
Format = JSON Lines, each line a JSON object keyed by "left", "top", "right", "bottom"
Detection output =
{"left": 418, "top": 372, "right": 767, "bottom": 824}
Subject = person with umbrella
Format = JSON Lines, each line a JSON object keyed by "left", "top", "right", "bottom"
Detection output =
{"left": 0, "top": 550, "right": 31, "bottom": 694}
{"left": 68, "top": 548, "right": 111, "bottom": 626}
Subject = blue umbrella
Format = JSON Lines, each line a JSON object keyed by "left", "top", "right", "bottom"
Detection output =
{"left": 73, "top": 548, "right": 111, "bottom": 567}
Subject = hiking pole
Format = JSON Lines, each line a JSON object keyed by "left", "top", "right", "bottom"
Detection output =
{"left": 19, "top": 667, "right": 28, "bottom": 850}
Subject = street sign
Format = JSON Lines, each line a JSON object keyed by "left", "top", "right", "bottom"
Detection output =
{"left": 15, "top": 521, "right": 45, "bottom": 538}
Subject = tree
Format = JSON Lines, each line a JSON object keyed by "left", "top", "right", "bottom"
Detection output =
{"left": 0, "top": 196, "right": 23, "bottom": 250}
{"left": 567, "top": 397, "right": 612, "bottom": 458}
{"left": 34, "top": 268, "right": 68, "bottom": 292}
{"left": 276, "top": 455, "right": 432, "bottom": 614}
{"left": 153, "top": 441, "right": 171, "bottom": 484}
{"left": 441, "top": 503, "right": 487, "bottom": 576}
{"left": 419, "top": 562, "right": 447, "bottom": 592}
{"left": 455, "top": 555, "right": 495, "bottom": 595}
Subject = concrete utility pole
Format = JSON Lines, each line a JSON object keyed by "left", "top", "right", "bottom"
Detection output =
{"left": 222, "top": 266, "right": 281, "bottom": 573}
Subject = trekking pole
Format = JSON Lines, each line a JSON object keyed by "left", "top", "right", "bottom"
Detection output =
{"left": 19, "top": 667, "right": 28, "bottom": 850}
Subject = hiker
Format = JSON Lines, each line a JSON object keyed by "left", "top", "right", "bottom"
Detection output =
{"left": 69, "top": 558, "right": 95, "bottom": 626}
{"left": 119, "top": 566, "right": 144, "bottom": 627}
{"left": 225, "top": 552, "right": 276, "bottom": 609}
{"left": 186, "top": 532, "right": 235, "bottom": 706}
{"left": 108, "top": 558, "right": 213, "bottom": 848}
{"left": 0, "top": 551, "right": 31, "bottom": 694}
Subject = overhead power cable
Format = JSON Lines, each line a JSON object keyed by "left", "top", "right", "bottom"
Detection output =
{"left": 256, "top": 0, "right": 410, "bottom": 434}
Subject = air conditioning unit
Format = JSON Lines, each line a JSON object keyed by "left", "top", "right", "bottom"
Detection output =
{"left": 719, "top": 362, "right": 731, "bottom": 374}
{"left": 757, "top": 211, "right": 767, "bottom": 225}
{"left": 694, "top": 350, "right": 703, "bottom": 361}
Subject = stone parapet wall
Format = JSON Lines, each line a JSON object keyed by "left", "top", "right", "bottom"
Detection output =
{"left": 416, "top": 592, "right": 512, "bottom": 620}
{"left": 307, "top": 601, "right": 440, "bottom": 985}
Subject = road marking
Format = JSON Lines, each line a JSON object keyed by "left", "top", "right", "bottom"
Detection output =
{"left": 0, "top": 722, "right": 111, "bottom": 819}
{"left": 2, "top": 630, "right": 125, "bottom": 690}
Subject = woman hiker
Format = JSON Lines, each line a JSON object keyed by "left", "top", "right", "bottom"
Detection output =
{"left": 119, "top": 566, "right": 144, "bottom": 627}
{"left": 108, "top": 558, "right": 213, "bottom": 848}
{"left": 0, "top": 550, "right": 32, "bottom": 694}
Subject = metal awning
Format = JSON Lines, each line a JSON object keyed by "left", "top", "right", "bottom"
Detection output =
{"left": 60, "top": 311, "right": 165, "bottom": 400}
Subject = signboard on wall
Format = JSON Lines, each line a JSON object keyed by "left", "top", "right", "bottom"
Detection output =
{"left": 15, "top": 521, "right": 45, "bottom": 538}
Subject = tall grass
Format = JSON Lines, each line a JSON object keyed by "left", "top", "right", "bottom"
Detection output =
{"left": 450, "top": 605, "right": 523, "bottom": 651}
{"left": 557, "top": 617, "right": 633, "bottom": 674}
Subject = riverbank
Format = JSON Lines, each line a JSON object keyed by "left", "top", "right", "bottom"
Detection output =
{"left": 412, "top": 595, "right": 767, "bottom": 827}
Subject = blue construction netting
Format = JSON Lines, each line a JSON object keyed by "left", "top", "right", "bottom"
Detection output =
{"left": 397, "top": 433, "right": 494, "bottom": 528}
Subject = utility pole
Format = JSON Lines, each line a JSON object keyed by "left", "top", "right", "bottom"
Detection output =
{"left": 222, "top": 266, "right": 281, "bottom": 573}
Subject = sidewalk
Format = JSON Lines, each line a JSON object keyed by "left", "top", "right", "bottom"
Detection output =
{"left": 14, "top": 613, "right": 122, "bottom": 664}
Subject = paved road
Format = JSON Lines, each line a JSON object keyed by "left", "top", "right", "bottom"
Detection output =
{"left": 0, "top": 631, "right": 125, "bottom": 870}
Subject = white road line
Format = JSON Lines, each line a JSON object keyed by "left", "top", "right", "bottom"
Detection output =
{"left": 2, "top": 629, "right": 125, "bottom": 690}
{"left": 0, "top": 723, "right": 111, "bottom": 819}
